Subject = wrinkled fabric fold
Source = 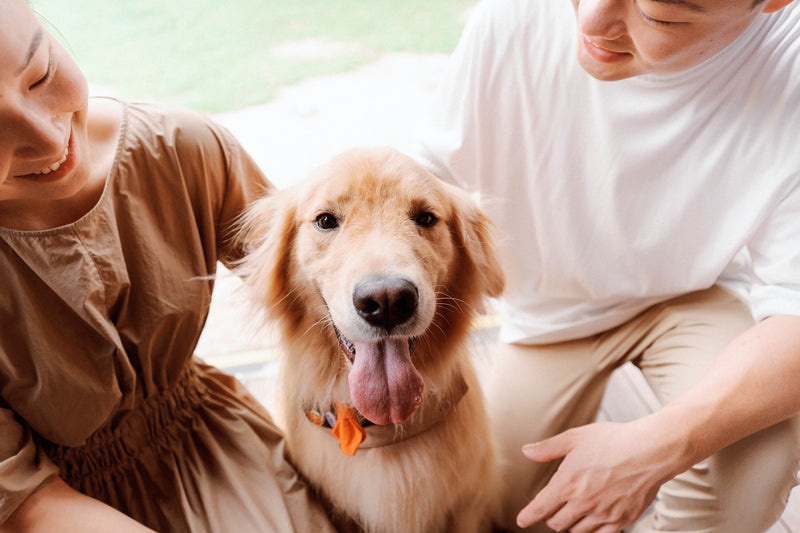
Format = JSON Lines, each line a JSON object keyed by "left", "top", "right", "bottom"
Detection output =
{"left": 36, "top": 361, "right": 334, "bottom": 532}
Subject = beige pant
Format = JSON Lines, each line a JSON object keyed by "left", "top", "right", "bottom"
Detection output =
{"left": 488, "top": 286, "right": 800, "bottom": 532}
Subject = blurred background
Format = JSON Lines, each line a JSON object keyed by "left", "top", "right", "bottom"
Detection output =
{"left": 32, "top": 0, "right": 473, "bottom": 112}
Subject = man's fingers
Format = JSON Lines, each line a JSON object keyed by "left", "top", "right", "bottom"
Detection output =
{"left": 516, "top": 431, "right": 577, "bottom": 527}
{"left": 539, "top": 501, "right": 584, "bottom": 532}
{"left": 516, "top": 498, "right": 558, "bottom": 529}
{"left": 522, "top": 429, "right": 575, "bottom": 462}
{"left": 569, "top": 516, "right": 624, "bottom": 533}
{"left": 515, "top": 482, "right": 564, "bottom": 529}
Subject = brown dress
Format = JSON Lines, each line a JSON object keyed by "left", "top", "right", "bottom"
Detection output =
{"left": 0, "top": 99, "right": 334, "bottom": 532}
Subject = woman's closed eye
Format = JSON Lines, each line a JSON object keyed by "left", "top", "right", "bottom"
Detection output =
{"left": 30, "top": 49, "right": 54, "bottom": 90}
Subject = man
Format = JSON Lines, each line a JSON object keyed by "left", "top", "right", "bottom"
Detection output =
{"left": 409, "top": 0, "right": 800, "bottom": 531}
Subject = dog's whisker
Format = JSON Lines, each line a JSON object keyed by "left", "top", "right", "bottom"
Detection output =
{"left": 428, "top": 322, "right": 449, "bottom": 344}
{"left": 436, "top": 296, "right": 466, "bottom": 315}
{"left": 250, "top": 284, "right": 301, "bottom": 320}
{"left": 298, "top": 310, "right": 334, "bottom": 340}
{"left": 437, "top": 292, "right": 477, "bottom": 316}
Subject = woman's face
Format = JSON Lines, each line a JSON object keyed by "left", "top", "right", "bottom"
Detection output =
{"left": 0, "top": 0, "right": 90, "bottom": 209}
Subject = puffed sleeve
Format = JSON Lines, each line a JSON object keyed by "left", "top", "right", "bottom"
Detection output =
{"left": 0, "top": 405, "right": 58, "bottom": 524}
{"left": 206, "top": 121, "right": 273, "bottom": 266}
{"left": 144, "top": 103, "right": 273, "bottom": 268}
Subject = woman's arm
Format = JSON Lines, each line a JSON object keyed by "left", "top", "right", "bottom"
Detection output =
{"left": 1, "top": 477, "right": 157, "bottom": 533}
{"left": 517, "top": 314, "right": 800, "bottom": 533}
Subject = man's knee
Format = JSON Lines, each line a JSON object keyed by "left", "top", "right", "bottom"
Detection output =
{"left": 644, "top": 416, "right": 800, "bottom": 532}
{"left": 712, "top": 416, "right": 800, "bottom": 530}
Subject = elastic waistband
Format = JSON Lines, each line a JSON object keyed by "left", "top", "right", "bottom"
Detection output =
{"left": 38, "top": 364, "right": 206, "bottom": 485}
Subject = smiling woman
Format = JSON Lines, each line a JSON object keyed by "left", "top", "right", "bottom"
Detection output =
{"left": 0, "top": 1, "right": 342, "bottom": 531}
{"left": 0, "top": 2, "right": 103, "bottom": 231}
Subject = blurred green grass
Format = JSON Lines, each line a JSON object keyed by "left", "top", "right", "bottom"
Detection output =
{"left": 32, "top": 0, "right": 473, "bottom": 113}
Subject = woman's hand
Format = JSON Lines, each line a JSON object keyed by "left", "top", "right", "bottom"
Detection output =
{"left": 1, "top": 477, "right": 158, "bottom": 533}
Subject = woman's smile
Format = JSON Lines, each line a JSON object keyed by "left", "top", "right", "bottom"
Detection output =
{"left": 14, "top": 130, "right": 77, "bottom": 183}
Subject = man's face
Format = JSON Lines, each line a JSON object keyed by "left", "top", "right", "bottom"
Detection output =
{"left": 570, "top": 0, "right": 775, "bottom": 80}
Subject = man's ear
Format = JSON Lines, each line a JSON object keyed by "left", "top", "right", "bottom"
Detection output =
{"left": 761, "top": 0, "right": 793, "bottom": 14}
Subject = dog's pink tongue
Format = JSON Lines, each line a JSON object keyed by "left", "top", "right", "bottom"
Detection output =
{"left": 348, "top": 338, "right": 424, "bottom": 425}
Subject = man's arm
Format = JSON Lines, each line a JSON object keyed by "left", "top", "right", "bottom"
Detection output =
{"left": 1, "top": 477, "right": 157, "bottom": 533}
{"left": 516, "top": 314, "right": 800, "bottom": 533}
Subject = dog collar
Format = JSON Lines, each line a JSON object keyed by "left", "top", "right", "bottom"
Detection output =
{"left": 305, "top": 373, "right": 469, "bottom": 456}
{"left": 306, "top": 401, "right": 369, "bottom": 456}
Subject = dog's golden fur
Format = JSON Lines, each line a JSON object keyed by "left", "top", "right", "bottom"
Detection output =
{"left": 238, "top": 147, "right": 504, "bottom": 532}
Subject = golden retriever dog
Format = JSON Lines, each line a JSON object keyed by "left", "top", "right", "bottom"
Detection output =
{"left": 238, "top": 147, "right": 504, "bottom": 533}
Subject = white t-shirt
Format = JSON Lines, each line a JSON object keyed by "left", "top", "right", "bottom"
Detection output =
{"left": 410, "top": 0, "right": 800, "bottom": 344}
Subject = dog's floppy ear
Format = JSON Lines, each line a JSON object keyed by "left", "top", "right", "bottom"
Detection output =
{"left": 447, "top": 187, "right": 505, "bottom": 304}
{"left": 236, "top": 189, "right": 301, "bottom": 324}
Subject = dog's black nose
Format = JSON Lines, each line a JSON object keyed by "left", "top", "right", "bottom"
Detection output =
{"left": 353, "top": 277, "right": 418, "bottom": 330}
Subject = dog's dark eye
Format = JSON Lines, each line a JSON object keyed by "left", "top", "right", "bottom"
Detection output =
{"left": 413, "top": 211, "right": 438, "bottom": 228}
{"left": 315, "top": 213, "right": 339, "bottom": 231}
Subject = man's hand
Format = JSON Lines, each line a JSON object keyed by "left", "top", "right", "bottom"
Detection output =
{"left": 516, "top": 420, "right": 678, "bottom": 533}
{"left": 516, "top": 315, "right": 800, "bottom": 532}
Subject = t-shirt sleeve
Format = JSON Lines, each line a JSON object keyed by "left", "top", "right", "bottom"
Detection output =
{"left": 747, "top": 186, "right": 800, "bottom": 320}
{"left": 0, "top": 406, "right": 58, "bottom": 525}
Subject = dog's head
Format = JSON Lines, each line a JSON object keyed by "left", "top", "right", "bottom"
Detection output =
{"left": 239, "top": 147, "right": 503, "bottom": 425}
